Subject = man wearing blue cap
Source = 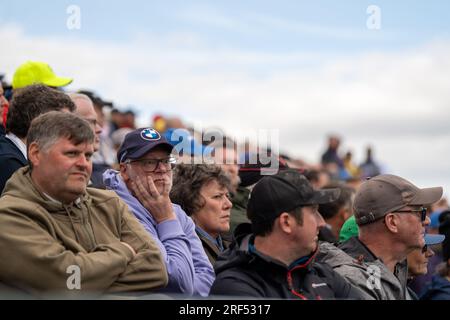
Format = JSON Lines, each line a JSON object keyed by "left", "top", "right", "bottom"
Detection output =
{"left": 103, "top": 128, "right": 214, "bottom": 297}
{"left": 407, "top": 234, "right": 445, "bottom": 298}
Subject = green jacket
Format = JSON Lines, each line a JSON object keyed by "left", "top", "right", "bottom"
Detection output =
{"left": 0, "top": 167, "right": 168, "bottom": 297}
{"left": 229, "top": 186, "right": 251, "bottom": 234}
{"left": 196, "top": 231, "right": 231, "bottom": 267}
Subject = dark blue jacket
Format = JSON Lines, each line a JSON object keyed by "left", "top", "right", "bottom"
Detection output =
{"left": 210, "top": 223, "right": 364, "bottom": 299}
{"left": 420, "top": 275, "right": 450, "bottom": 300}
{"left": 0, "top": 135, "right": 27, "bottom": 194}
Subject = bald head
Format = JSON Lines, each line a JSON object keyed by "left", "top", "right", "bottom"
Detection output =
{"left": 69, "top": 93, "right": 102, "bottom": 151}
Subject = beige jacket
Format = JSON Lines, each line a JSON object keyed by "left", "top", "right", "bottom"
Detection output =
{"left": 0, "top": 167, "right": 168, "bottom": 297}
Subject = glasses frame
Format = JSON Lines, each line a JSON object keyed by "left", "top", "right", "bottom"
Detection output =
{"left": 126, "top": 157, "right": 176, "bottom": 172}
{"left": 393, "top": 207, "right": 427, "bottom": 222}
{"left": 421, "top": 244, "right": 428, "bottom": 254}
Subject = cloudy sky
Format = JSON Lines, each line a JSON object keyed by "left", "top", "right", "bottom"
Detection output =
{"left": 1, "top": 0, "right": 450, "bottom": 196}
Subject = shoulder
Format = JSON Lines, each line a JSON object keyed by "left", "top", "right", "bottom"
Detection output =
{"left": 172, "top": 203, "right": 195, "bottom": 224}
{"left": 211, "top": 266, "right": 264, "bottom": 297}
{"left": 0, "top": 140, "right": 26, "bottom": 165}
{"left": 87, "top": 187, "right": 122, "bottom": 201}
{"left": 86, "top": 188, "right": 129, "bottom": 211}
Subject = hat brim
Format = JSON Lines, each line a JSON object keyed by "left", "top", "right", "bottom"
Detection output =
{"left": 125, "top": 141, "right": 174, "bottom": 161}
{"left": 424, "top": 233, "right": 445, "bottom": 245}
{"left": 44, "top": 77, "right": 73, "bottom": 88}
{"left": 307, "top": 188, "right": 341, "bottom": 205}
{"left": 410, "top": 187, "right": 443, "bottom": 206}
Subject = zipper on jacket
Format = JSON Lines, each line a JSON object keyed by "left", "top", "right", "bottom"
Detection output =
{"left": 287, "top": 270, "right": 307, "bottom": 300}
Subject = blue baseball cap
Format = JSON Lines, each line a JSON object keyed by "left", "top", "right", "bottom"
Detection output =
{"left": 117, "top": 128, "right": 173, "bottom": 163}
{"left": 429, "top": 210, "right": 443, "bottom": 229}
{"left": 424, "top": 233, "right": 445, "bottom": 246}
{"left": 164, "top": 128, "right": 213, "bottom": 157}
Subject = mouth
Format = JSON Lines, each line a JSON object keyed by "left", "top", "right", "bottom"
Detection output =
{"left": 71, "top": 172, "right": 88, "bottom": 179}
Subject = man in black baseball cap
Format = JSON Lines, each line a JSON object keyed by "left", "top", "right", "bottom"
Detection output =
{"left": 210, "top": 169, "right": 364, "bottom": 299}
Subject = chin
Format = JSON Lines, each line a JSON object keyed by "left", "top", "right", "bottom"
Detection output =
{"left": 70, "top": 185, "right": 87, "bottom": 195}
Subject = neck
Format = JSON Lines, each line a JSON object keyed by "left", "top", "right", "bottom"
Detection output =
{"left": 326, "top": 217, "right": 343, "bottom": 240}
{"left": 194, "top": 222, "right": 219, "bottom": 239}
{"left": 31, "top": 175, "right": 78, "bottom": 205}
{"left": 359, "top": 234, "right": 405, "bottom": 273}
{"left": 255, "top": 233, "right": 308, "bottom": 266}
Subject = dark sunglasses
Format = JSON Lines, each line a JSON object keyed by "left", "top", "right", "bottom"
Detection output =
{"left": 421, "top": 244, "right": 428, "bottom": 254}
{"left": 393, "top": 207, "right": 427, "bottom": 222}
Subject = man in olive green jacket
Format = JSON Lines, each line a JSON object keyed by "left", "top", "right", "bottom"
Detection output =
{"left": 0, "top": 111, "right": 167, "bottom": 297}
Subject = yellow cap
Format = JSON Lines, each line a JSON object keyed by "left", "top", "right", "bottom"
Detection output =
{"left": 12, "top": 61, "right": 73, "bottom": 89}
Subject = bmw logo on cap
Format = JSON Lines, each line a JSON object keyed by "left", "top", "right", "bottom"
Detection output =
{"left": 140, "top": 128, "right": 161, "bottom": 141}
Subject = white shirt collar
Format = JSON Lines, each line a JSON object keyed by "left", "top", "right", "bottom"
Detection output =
{"left": 43, "top": 192, "right": 82, "bottom": 207}
{"left": 5, "top": 133, "right": 27, "bottom": 159}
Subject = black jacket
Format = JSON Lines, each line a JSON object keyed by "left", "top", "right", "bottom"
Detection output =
{"left": 210, "top": 224, "right": 364, "bottom": 299}
{"left": 0, "top": 135, "right": 27, "bottom": 194}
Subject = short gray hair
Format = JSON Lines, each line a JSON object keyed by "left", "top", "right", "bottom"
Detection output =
{"left": 27, "top": 111, "right": 94, "bottom": 153}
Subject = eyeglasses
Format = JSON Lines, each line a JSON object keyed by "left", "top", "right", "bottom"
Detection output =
{"left": 422, "top": 244, "right": 428, "bottom": 254}
{"left": 393, "top": 207, "right": 427, "bottom": 222}
{"left": 126, "top": 157, "right": 176, "bottom": 172}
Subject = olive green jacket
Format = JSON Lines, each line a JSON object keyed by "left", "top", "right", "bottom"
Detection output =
{"left": 0, "top": 167, "right": 168, "bottom": 297}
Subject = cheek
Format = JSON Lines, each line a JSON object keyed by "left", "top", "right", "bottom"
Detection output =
{"left": 87, "top": 162, "right": 93, "bottom": 174}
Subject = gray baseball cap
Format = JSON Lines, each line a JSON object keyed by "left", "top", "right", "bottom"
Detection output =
{"left": 354, "top": 174, "right": 443, "bottom": 225}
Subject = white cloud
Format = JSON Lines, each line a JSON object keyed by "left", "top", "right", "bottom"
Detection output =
{"left": 1, "top": 24, "right": 450, "bottom": 196}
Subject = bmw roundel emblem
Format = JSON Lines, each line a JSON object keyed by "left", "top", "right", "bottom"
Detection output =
{"left": 140, "top": 128, "right": 161, "bottom": 141}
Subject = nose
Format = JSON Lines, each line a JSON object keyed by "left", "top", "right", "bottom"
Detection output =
{"left": 95, "top": 122, "right": 102, "bottom": 135}
{"left": 423, "top": 215, "right": 431, "bottom": 227}
{"left": 426, "top": 247, "right": 435, "bottom": 258}
{"left": 76, "top": 154, "right": 90, "bottom": 169}
{"left": 315, "top": 210, "right": 326, "bottom": 228}
{"left": 154, "top": 160, "right": 168, "bottom": 173}
{"left": 223, "top": 195, "right": 232, "bottom": 210}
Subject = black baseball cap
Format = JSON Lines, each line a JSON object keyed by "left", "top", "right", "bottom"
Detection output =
{"left": 117, "top": 128, "right": 174, "bottom": 163}
{"left": 247, "top": 169, "right": 340, "bottom": 223}
{"left": 239, "top": 156, "right": 290, "bottom": 187}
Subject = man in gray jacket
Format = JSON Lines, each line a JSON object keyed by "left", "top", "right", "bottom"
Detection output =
{"left": 319, "top": 174, "right": 442, "bottom": 299}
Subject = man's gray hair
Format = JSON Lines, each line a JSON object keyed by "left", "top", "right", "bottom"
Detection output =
{"left": 27, "top": 111, "right": 95, "bottom": 152}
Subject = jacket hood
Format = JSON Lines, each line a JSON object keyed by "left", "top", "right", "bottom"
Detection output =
{"left": 214, "top": 223, "right": 254, "bottom": 275}
{"left": 103, "top": 169, "right": 124, "bottom": 192}
{"left": 318, "top": 241, "right": 362, "bottom": 269}
{"left": 103, "top": 169, "right": 136, "bottom": 209}
{"left": 3, "top": 166, "right": 91, "bottom": 214}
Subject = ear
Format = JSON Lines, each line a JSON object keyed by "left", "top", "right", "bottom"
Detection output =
{"left": 384, "top": 213, "right": 399, "bottom": 233}
{"left": 119, "top": 163, "right": 130, "bottom": 182}
{"left": 278, "top": 212, "right": 294, "bottom": 234}
{"left": 27, "top": 142, "right": 41, "bottom": 167}
{"left": 338, "top": 207, "right": 351, "bottom": 223}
